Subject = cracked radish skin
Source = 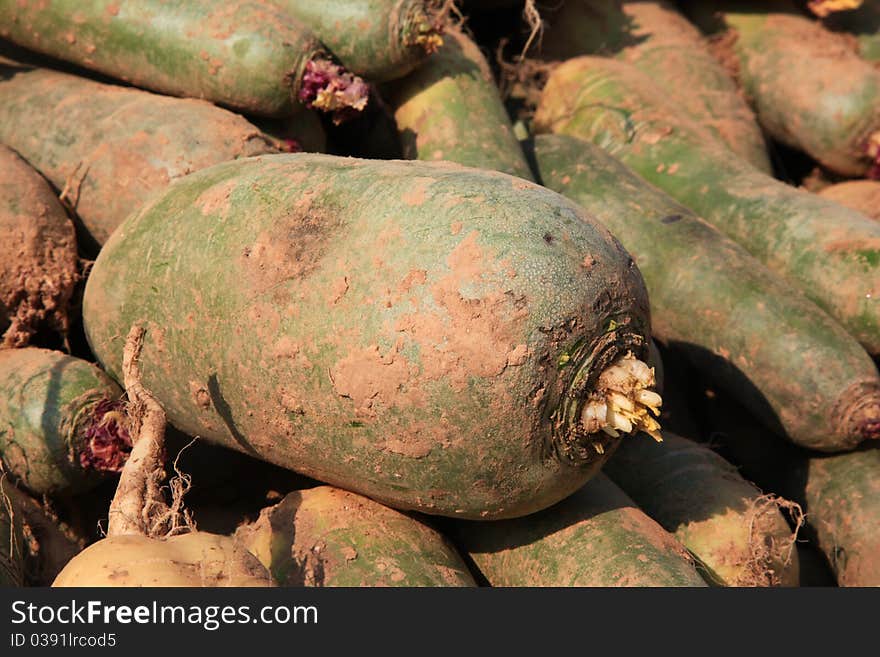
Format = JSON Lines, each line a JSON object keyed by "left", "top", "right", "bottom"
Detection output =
{"left": 0, "top": 348, "right": 130, "bottom": 496}
{"left": 83, "top": 153, "right": 655, "bottom": 519}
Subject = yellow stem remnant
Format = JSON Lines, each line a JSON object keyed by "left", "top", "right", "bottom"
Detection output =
{"left": 579, "top": 353, "right": 663, "bottom": 443}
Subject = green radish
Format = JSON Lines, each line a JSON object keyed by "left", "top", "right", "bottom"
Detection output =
{"left": 536, "top": 0, "right": 771, "bottom": 172}
{"left": 0, "top": 348, "right": 130, "bottom": 496}
{"left": 0, "top": 59, "right": 284, "bottom": 250}
{"left": 267, "top": 0, "right": 447, "bottom": 81}
{"left": 788, "top": 446, "right": 880, "bottom": 587}
{"left": 604, "top": 432, "right": 802, "bottom": 587}
{"left": 703, "top": 391, "right": 880, "bottom": 587}
{"left": 817, "top": 181, "right": 880, "bottom": 221}
{"left": 823, "top": 0, "right": 880, "bottom": 62}
{"left": 237, "top": 486, "right": 476, "bottom": 586}
{"left": 532, "top": 134, "right": 880, "bottom": 452}
{"left": 83, "top": 153, "right": 659, "bottom": 519}
{"left": 387, "top": 28, "right": 534, "bottom": 179}
{"left": 534, "top": 56, "right": 880, "bottom": 355}
{"left": 451, "top": 473, "right": 707, "bottom": 587}
{"left": 0, "top": 143, "right": 78, "bottom": 347}
{"left": 685, "top": 1, "right": 880, "bottom": 178}
{"left": 54, "top": 325, "right": 276, "bottom": 588}
{"left": 0, "top": 0, "right": 369, "bottom": 121}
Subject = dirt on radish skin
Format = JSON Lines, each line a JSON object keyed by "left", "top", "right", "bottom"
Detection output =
{"left": 0, "top": 0, "right": 369, "bottom": 119}
{"left": 0, "top": 144, "right": 78, "bottom": 347}
{"left": 237, "top": 486, "right": 476, "bottom": 587}
{"left": 603, "top": 432, "right": 803, "bottom": 587}
{"left": 452, "top": 474, "right": 708, "bottom": 587}
{"left": 817, "top": 181, "right": 880, "bottom": 221}
{"left": 83, "top": 153, "right": 656, "bottom": 519}
{"left": 52, "top": 532, "right": 274, "bottom": 587}
{"left": 0, "top": 60, "right": 283, "bottom": 248}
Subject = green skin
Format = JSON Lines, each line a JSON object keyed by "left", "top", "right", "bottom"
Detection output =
{"left": 538, "top": 0, "right": 771, "bottom": 172}
{"left": 387, "top": 29, "right": 534, "bottom": 180}
{"left": 795, "top": 446, "right": 880, "bottom": 586}
{"left": 83, "top": 153, "right": 651, "bottom": 520}
{"left": 686, "top": 1, "right": 880, "bottom": 177}
{"left": 534, "top": 56, "right": 880, "bottom": 355}
{"left": 824, "top": 0, "right": 880, "bottom": 61}
{"left": 604, "top": 432, "right": 801, "bottom": 587}
{"left": 0, "top": 0, "right": 324, "bottom": 117}
{"left": 533, "top": 135, "right": 880, "bottom": 451}
{"left": 0, "top": 348, "right": 126, "bottom": 496}
{"left": 238, "top": 486, "right": 476, "bottom": 586}
{"left": 452, "top": 473, "right": 707, "bottom": 586}
{"left": 703, "top": 393, "right": 880, "bottom": 587}
{"left": 269, "top": 0, "right": 442, "bottom": 81}
{"left": 0, "top": 61, "right": 280, "bottom": 250}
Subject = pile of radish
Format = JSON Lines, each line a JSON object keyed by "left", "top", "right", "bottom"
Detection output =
{"left": 1, "top": 0, "right": 877, "bottom": 588}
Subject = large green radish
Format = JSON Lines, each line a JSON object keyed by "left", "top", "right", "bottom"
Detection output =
{"left": 0, "top": 59, "right": 283, "bottom": 249}
{"left": 268, "top": 0, "right": 446, "bottom": 81}
{"left": 83, "top": 153, "right": 657, "bottom": 519}
{"left": 237, "top": 486, "right": 476, "bottom": 586}
{"left": 388, "top": 28, "right": 534, "bottom": 179}
{"left": 685, "top": 1, "right": 880, "bottom": 178}
{"left": 0, "top": 144, "right": 78, "bottom": 347}
{"left": 536, "top": 0, "right": 771, "bottom": 172}
{"left": 534, "top": 56, "right": 880, "bottom": 354}
{"left": 0, "top": 348, "right": 129, "bottom": 496}
{"left": 452, "top": 474, "right": 707, "bottom": 587}
{"left": 604, "top": 432, "right": 801, "bottom": 587}
{"left": 533, "top": 134, "right": 880, "bottom": 452}
{"left": 0, "top": 0, "right": 368, "bottom": 120}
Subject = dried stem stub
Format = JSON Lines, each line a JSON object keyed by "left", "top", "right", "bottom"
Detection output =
{"left": 579, "top": 352, "right": 663, "bottom": 446}
{"left": 298, "top": 59, "right": 370, "bottom": 125}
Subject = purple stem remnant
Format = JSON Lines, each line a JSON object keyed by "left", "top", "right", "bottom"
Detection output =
{"left": 298, "top": 59, "right": 369, "bottom": 125}
{"left": 79, "top": 398, "right": 132, "bottom": 473}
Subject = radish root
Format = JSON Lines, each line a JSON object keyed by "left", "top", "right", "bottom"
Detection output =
{"left": 107, "top": 325, "right": 192, "bottom": 538}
